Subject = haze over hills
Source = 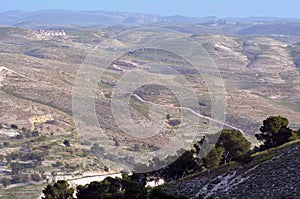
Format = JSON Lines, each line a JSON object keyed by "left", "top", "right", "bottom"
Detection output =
{"left": 1, "top": 10, "right": 300, "bottom": 36}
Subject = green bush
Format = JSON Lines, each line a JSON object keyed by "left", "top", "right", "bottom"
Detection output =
{"left": 168, "top": 119, "right": 181, "bottom": 127}
{"left": 10, "top": 124, "right": 18, "bottom": 129}
{"left": 31, "top": 173, "right": 42, "bottom": 182}
{"left": 289, "top": 131, "right": 300, "bottom": 141}
{"left": 63, "top": 140, "right": 71, "bottom": 147}
{"left": 0, "top": 177, "right": 11, "bottom": 187}
{"left": 11, "top": 173, "right": 30, "bottom": 184}
{"left": 31, "top": 130, "right": 40, "bottom": 137}
{"left": 3, "top": 142, "right": 10, "bottom": 147}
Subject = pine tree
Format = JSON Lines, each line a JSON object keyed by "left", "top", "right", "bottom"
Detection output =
{"left": 255, "top": 116, "right": 293, "bottom": 150}
{"left": 217, "top": 129, "right": 251, "bottom": 162}
{"left": 42, "top": 180, "right": 74, "bottom": 199}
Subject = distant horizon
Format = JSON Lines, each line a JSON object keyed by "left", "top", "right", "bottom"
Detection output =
{"left": 1, "top": 0, "right": 299, "bottom": 19}
{"left": 1, "top": 9, "right": 300, "bottom": 20}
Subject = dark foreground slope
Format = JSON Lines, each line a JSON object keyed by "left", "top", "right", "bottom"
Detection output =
{"left": 163, "top": 140, "right": 300, "bottom": 199}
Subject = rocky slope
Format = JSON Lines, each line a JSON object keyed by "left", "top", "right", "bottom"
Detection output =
{"left": 163, "top": 140, "right": 300, "bottom": 199}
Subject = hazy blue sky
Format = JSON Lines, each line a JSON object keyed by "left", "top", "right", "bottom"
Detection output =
{"left": 1, "top": 0, "right": 299, "bottom": 18}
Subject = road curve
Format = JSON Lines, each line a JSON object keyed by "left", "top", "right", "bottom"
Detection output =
{"left": 131, "top": 94, "right": 245, "bottom": 134}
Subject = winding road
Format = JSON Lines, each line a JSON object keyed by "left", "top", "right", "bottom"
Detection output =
{"left": 131, "top": 94, "right": 245, "bottom": 134}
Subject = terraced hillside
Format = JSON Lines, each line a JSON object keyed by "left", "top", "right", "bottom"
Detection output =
{"left": 194, "top": 34, "right": 300, "bottom": 134}
{"left": 0, "top": 18, "right": 300, "bottom": 199}
{"left": 0, "top": 27, "right": 299, "bottom": 133}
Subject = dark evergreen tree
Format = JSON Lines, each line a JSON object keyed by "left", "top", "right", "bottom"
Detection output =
{"left": 76, "top": 176, "right": 146, "bottom": 199}
{"left": 202, "top": 146, "right": 224, "bottom": 169}
{"left": 255, "top": 116, "right": 293, "bottom": 150}
{"left": 217, "top": 129, "right": 251, "bottom": 162}
{"left": 42, "top": 180, "right": 74, "bottom": 199}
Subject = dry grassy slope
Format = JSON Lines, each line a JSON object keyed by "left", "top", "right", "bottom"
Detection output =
{"left": 243, "top": 37, "right": 296, "bottom": 75}
{"left": 193, "top": 34, "right": 298, "bottom": 76}
{"left": 163, "top": 140, "right": 300, "bottom": 199}
{"left": 0, "top": 27, "right": 92, "bottom": 128}
{"left": 0, "top": 27, "right": 300, "bottom": 139}
{"left": 193, "top": 34, "right": 300, "bottom": 134}
{"left": 193, "top": 34, "right": 249, "bottom": 71}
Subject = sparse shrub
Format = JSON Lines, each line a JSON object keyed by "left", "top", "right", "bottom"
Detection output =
{"left": 3, "top": 142, "right": 10, "bottom": 147}
{"left": 31, "top": 130, "right": 40, "bottom": 137}
{"left": 25, "top": 132, "right": 32, "bottom": 138}
{"left": 168, "top": 119, "right": 181, "bottom": 127}
{"left": 289, "top": 131, "right": 300, "bottom": 141}
{"left": 66, "top": 148, "right": 73, "bottom": 154}
{"left": 56, "top": 161, "right": 64, "bottom": 167}
{"left": 11, "top": 162, "right": 36, "bottom": 175}
{"left": 6, "top": 151, "right": 21, "bottom": 161}
{"left": 0, "top": 177, "right": 11, "bottom": 187}
{"left": 34, "top": 160, "right": 42, "bottom": 167}
{"left": 21, "top": 127, "right": 30, "bottom": 133}
{"left": 63, "top": 140, "right": 71, "bottom": 147}
{"left": 166, "top": 114, "right": 171, "bottom": 120}
{"left": 65, "top": 163, "right": 71, "bottom": 169}
{"left": 104, "top": 166, "right": 110, "bottom": 172}
{"left": 104, "top": 93, "right": 111, "bottom": 98}
{"left": 54, "top": 161, "right": 63, "bottom": 167}
{"left": 31, "top": 173, "right": 42, "bottom": 182}
{"left": 40, "top": 144, "right": 51, "bottom": 151}
{"left": 27, "top": 143, "right": 33, "bottom": 149}
{"left": 15, "top": 134, "right": 24, "bottom": 140}
{"left": 10, "top": 124, "right": 18, "bottom": 129}
{"left": 11, "top": 173, "right": 30, "bottom": 184}
{"left": 81, "top": 140, "right": 92, "bottom": 146}
{"left": 25, "top": 151, "right": 45, "bottom": 161}
{"left": 134, "top": 144, "right": 140, "bottom": 152}
{"left": 36, "top": 136, "right": 47, "bottom": 142}
{"left": 0, "top": 154, "right": 5, "bottom": 161}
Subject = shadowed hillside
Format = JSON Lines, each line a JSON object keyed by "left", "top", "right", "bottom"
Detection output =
{"left": 163, "top": 140, "right": 300, "bottom": 198}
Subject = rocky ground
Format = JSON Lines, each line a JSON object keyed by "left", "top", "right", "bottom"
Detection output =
{"left": 163, "top": 140, "right": 300, "bottom": 199}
